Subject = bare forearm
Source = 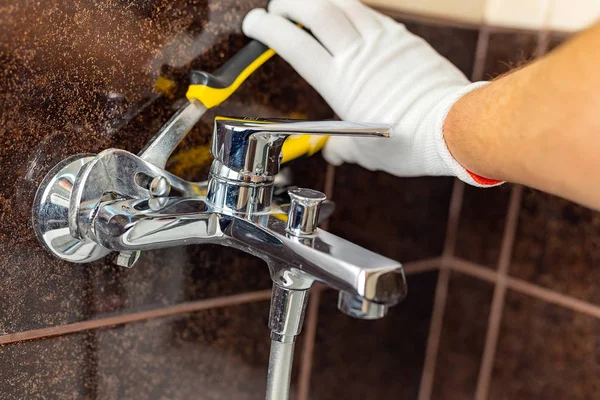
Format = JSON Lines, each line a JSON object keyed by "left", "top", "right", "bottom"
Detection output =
{"left": 445, "top": 23, "right": 600, "bottom": 209}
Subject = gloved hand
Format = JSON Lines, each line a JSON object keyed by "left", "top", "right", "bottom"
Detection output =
{"left": 243, "top": 0, "right": 499, "bottom": 186}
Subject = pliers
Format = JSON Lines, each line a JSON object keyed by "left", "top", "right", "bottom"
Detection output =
{"left": 140, "top": 39, "right": 328, "bottom": 171}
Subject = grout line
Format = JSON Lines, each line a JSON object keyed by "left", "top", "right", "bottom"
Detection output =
{"left": 418, "top": 25, "right": 492, "bottom": 397}
{"left": 506, "top": 277, "right": 600, "bottom": 319}
{"left": 450, "top": 257, "right": 498, "bottom": 284}
{"left": 535, "top": 30, "right": 552, "bottom": 57}
{"left": 403, "top": 257, "right": 444, "bottom": 276}
{"left": 473, "top": 20, "right": 548, "bottom": 397}
{"left": 323, "top": 164, "right": 336, "bottom": 198}
{"left": 497, "top": 186, "right": 522, "bottom": 276}
{"left": 442, "top": 179, "right": 466, "bottom": 260}
{"left": 321, "top": 164, "right": 336, "bottom": 231}
{"left": 0, "top": 290, "right": 272, "bottom": 346}
{"left": 472, "top": 26, "right": 491, "bottom": 81}
{"left": 418, "top": 178, "right": 465, "bottom": 400}
{"left": 417, "top": 267, "right": 451, "bottom": 400}
{"left": 296, "top": 286, "right": 323, "bottom": 400}
{"left": 450, "top": 257, "right": 600, "bottom": 321}
{"left": 474, "top": 185, "right": 523, "bottom": 400}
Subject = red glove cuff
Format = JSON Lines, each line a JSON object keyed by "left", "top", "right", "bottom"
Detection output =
{"left": 466, "top": 170, "right": 503, "bottom": 186}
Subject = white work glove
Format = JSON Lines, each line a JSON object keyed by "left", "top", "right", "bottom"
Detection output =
{"left": 243, "top": 0, "right": 499, "bottom": 186}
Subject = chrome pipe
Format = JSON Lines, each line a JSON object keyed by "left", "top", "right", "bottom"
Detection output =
{"left": 266, "top": 340, "right": 295, "bottom": 400}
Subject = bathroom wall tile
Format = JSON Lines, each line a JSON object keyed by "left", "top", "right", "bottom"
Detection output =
{"left": 364, "top": 0, "right": 486, "bottom": 25}
{"left": 484, "top": 0, "right": 549, "bottom": 30}
{"left": 548, "top": 0, "right": 600, "bottom": 32}
{"left": 0, "top": 301, "right": 303, "bottom": 399}
{"left": 484, "top": 31, "right": 540, "bottom": 79}
{"left": 509, "top": 189, "right": 600, "bottom": 305}
{"left": 329, "top": 168, "right": 453, "bottom": 262}
{"left": 432, "top": 271, "right": 494, "bottom": 400}
{"left": 0, "top": 0, "right": 332, "bottom": 335}
{"left": 283, "top": 155, "right": 329, "bottom": 196}
{"left": 310, "top": 271, "right": 439, "bottom": 399}
{"left": 454, "top": 185, "right": 512, "bottom": 268}
{"left": 0, "top": 330, "right": 92, "bottom": 399}
{"left": 548, "top": 31, "right": 571, "bottom": 52}
{"left": 489, "top": 290, "right": 600, "bottom": 399}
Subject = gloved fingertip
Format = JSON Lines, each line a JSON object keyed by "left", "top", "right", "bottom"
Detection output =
{"left": 242, "top": 8, "right": 267, "bottom": 36}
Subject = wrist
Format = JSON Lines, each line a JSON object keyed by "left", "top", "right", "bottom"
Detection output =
{"left": 443, "top": 80, "right": 507, "bottom": 185}
{"left": 432, "top": 82, "right": 503, "bottom": 186}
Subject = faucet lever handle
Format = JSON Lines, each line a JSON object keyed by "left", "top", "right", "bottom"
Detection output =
{"left": 212, "top": 117, "right": 391, "bottom": 178}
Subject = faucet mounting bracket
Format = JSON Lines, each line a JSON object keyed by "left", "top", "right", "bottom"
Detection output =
{"left": 32, "top": 154, "right": 111, "bottom": 263}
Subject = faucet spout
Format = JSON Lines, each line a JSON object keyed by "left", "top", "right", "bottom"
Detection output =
{"left": 93, "top": 197, "right": 407, "bottom": 306}
{"left": 260, "top": 217, "right": 407, "bottom": 306}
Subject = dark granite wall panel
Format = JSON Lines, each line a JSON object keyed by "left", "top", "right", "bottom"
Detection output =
{"left": 328, "top": 170, "right": 453, "bottom": 262}
{"left": 489, "top": 290, "right": 600, "bottom": 400}
{"left": 548, "top": 32, "right": 571, "bottom": 52}
{"left": 0, "top": 301, "right": 305, "bottom": 399}
{"left": 510, "top": 189, "right": 600, "bottom": 304}
{"left": 454, "top": 185, "right": 512, "bottom": 268}
{"left": 310, "top": 272, "right": 438, "bottom": 400}
{"left": 484, "top": 32, "right": 539, "bottom": 79}
{"left": 0, "top": 0, "right": 332, "bottom": 334}
{"left": 432, "top": 272, "right": 494, "bottom": 400}
{"left": 0, "top": 331, "right": 92, "bottom": 399}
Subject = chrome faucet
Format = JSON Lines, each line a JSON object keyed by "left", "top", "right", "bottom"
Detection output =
{"left": 33, "top": 114, "right": 407, "bottom": 400}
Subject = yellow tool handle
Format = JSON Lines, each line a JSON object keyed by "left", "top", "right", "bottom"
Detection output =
{"left": 186, "top": 40, "right": 275, "bottom": 109}
{"left": 281, "top": 134, "right": 328, "bottom": 163}
{"left": 186, "top": 40, "right": 329, "bottom": 163}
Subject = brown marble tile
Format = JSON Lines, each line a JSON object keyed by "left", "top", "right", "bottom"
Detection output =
{"left": 400, "top": 19, "right": 479, "bottom": 77}
{"left": 548, "top": 31, "right": 571, "bottom": 52}
{"left": 0, "top": 0, "right": 332, "bottom": 334}
{"left": 328, "top": 167, "right": 453, "bottom": 262}
{"left": 489, "top": 290, "right": 600, "bottom": 400}
{"left": 454, "top": 185, "right": 512, "bottom": 268}
{"left": 325, "top": 20, "right": 477, "bottom": 264}
{"left": 509, "top": 189, "right": 600, "bottom": 304}
{"left": 282, "top": 155, "right": 329, "bottom": 196}
{"left": 0, "top": 301, "right": 306, "bottom": 399}
{"left": 310, "top": 271, "right": 438, "bottom": 400}
{"left": 433, "top": 271, "right": 494, "bottom": 400}
{"left": 484, "top": 32, "right": 539, "bottom": 78}
{"left": 0, "top": 331, "right": 93, "bottom": 399}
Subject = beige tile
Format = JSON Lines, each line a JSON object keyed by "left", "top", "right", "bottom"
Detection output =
{"left": 548, "top": 0, "right": 600, "bottom": 31}
{"left": 363, "top": 0, "right": 486, "bottom": 24}
{"left": 484, "top": 0, "right": 550, "bottom": 29}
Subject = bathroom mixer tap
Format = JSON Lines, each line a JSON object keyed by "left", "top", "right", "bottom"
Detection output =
{"left": 33, "top": 117, "right": 407, "bottom": 400}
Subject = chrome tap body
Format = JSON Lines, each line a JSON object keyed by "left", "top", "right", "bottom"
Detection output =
{"left": 33, "top": 116, "right": 408, "bottom": 400}
{"left": 34, "top": 117, "right": 407, "bottom": 315}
